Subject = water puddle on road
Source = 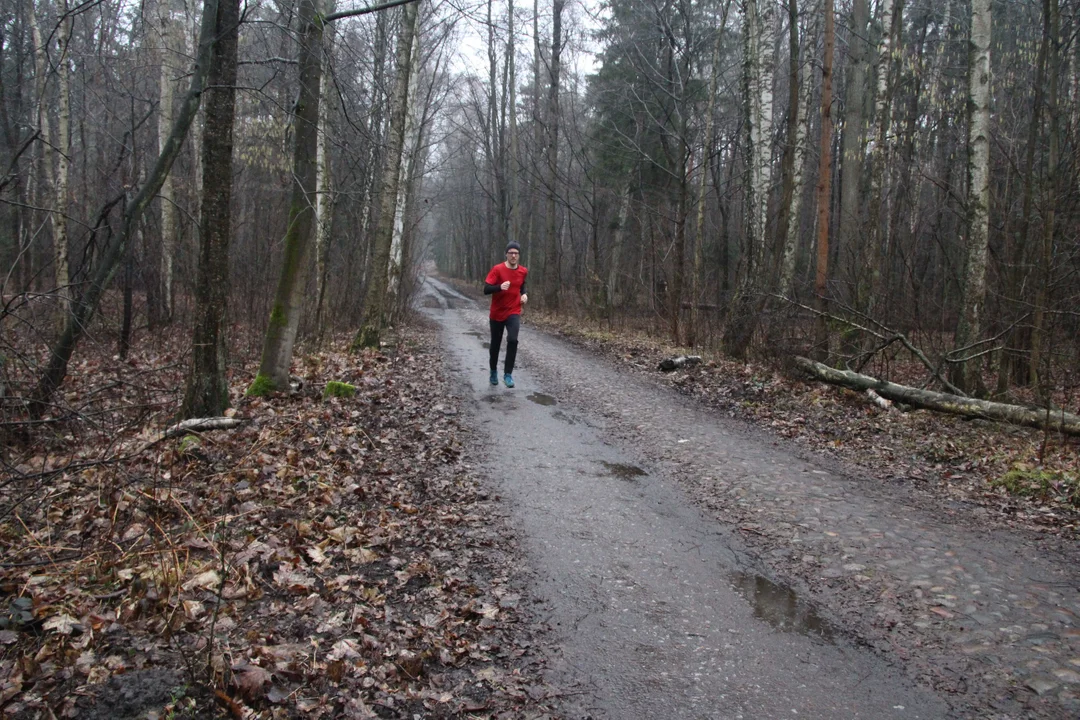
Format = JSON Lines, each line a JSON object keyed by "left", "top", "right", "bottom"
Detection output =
{"left": 527, "top": 393, "right": 557, "bottom": 406}
{"left": 729, "top": 572, "right": 835, "bottom": 642}
{"left": 482, "top": 342, "right": 490, "bottom": 348}
{"left": 599, "top": 461, "right": 648, "bottom": 481}
{"left": 463, "top": 330, "right": 485, "bottom": 339}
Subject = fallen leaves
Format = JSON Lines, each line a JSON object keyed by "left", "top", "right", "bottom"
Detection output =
{"left": 0, "top": 326, "right": 551, "bottom": 719}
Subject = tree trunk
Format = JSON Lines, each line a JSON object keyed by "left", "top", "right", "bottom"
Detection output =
{"left": 180, "top": 0, "right": 240, "bottom": 419}
{"left": 156, "top": 0, "right": 181, "bottom": 325}
{"left": 836, "top": 0, "right": 869, "bottom": 287}
{"left": 543, "top": 0, "right": 564, "bottom": 311}
{"left": 999, "top": 0, "right": 1044, "bottom": 391}
{"left": 689, "top": 0, "right": 729, "bottom": 347}
{"left": 314, "top": 29, "right": 335, "bottom": 338}
{"left": 31, "top": 0, "right": 221, "bottom": 416}
{"left": 722, "top": 0, "right": 776, "bottom": 359}
{"left": 795, "top": 357, "right": 1080, "bottom": 436}
{"left": 389, "top": 19, "right": 422, "bottom": 306}
{"left": 353, "top": 0, "right": 419, "bottom": 350}
{"left": 812, "top": 0, "right": 836, "bottom": 361}
{"left": 507, "top": 0, "right": 520, "bottom": 246}
{"left": 951, "top": 0, "right": 992, "bottom": 395}
{"left": 776, "top": 0, "right": 815, "bottom": 299}
{"left": 861, "top": 0, "right": 902, "bottom": 320}
{"left": 55, "top": 4, "right": 72, "bottom": 319}
{"left": 251, "top": 0, "right": 332, "bottom": 390}
{"left": 1029, "top": 0, "right": 1059, "bottom": 391}
{"left": 120, "top": 235, "right": 134, "bottom": 359}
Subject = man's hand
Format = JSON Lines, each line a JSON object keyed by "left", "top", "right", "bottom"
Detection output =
{"left": 521, "top": 293, "right": 528, "bottom": 305}
{"left": 500, "top": 280, "right": 510, "bottom": 291}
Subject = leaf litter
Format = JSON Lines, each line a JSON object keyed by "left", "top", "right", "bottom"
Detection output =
{"left": 1, "top": 320, "right": 556, "bottom": 719}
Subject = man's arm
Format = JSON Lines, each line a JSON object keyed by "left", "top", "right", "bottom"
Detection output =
{"left": 483, "top": 282, "right": 501, "bottom": 295}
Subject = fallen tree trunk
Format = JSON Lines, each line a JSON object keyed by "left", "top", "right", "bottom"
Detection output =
{"left": 659, "top": 355, "right": 702, "bottom": 372}
{"left": 794, "top": 356, "right": 1080, "bottom": 436}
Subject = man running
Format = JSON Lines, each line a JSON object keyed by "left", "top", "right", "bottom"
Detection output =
{"left": 483, "top": 241, "right": 528, "bottom": 388}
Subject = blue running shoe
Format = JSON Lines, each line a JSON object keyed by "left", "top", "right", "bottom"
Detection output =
{"left": 503, "top": 374, "right": 515, "bottom": 388}
{"left": 489, "top": 370, "right": 498, "bottom": 386}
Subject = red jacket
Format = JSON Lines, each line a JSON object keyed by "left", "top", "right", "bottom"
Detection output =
{"left": 485, "top": 263, "right": 528, "bottom": 321}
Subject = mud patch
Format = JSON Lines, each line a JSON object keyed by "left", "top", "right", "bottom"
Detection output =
{"left": 598, "top": 461, "right": 648, "bottom": 481}
{"left": 552, "top": 410, "right": 577, "bottom": 425}
{"left": 76, "top": 669, "right": 212, "bottom": 720}
{"left": 729, "top": 572, "right": 834, "bottom": 641}
{"left": 527, "top": 393, "right": 557, "bottom": 406}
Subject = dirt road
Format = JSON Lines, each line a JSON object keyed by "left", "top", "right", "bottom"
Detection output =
{"left": 420, "top": 277, "right": 1080, "bottom": 720}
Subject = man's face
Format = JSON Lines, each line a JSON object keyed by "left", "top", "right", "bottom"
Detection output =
{"left": 506, "top": 249, "right": 520, "bottom": 268}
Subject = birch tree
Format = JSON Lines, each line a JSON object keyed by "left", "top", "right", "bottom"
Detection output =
{"left": 950, "top": 0, "right": 992, "bottom": 395}
{"left": 155, "top": 0, "right": 183, "bottom": 325}
{"left": 722, "top": 0, "right": 776, "bottom": 358}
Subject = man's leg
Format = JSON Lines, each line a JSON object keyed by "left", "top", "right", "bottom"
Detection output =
{"left": 489, "top": 320, "right": 506, "bottom": 372}
{"left": 503, "top": 315, "right": 520, "bottom": 375}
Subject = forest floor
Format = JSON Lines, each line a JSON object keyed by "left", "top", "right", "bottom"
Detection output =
{"left": 522, "top": 312, "right": 1080, "bottom": 539}
{"left": 1, "top": 321, "right": 557, "bottom": 719}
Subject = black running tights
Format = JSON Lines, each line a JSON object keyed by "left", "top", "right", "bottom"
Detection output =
{"left": 489, "top": 315, "right": 520, "bottom": 374}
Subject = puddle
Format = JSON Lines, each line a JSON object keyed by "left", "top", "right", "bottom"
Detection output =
{"left": 463, "top": 330, "right": 485, "bottom": 338}
{"left": 484, "top": 395, "right": 503, "bottom": 404}
{"left": 527, "top": 392, "right": 556, "bottom": 406}
{"left": 729, "top": 572, "right": 834, "bottom": 641}
{"left": 599, "top": 461, "right": 647, "bottom": 481}
{"left": 482, "top": 342, "right": 490, "bottom": 348}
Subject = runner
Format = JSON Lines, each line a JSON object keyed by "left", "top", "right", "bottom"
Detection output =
{"left": 483, "top": 241, "right": 528, "bottom": 388}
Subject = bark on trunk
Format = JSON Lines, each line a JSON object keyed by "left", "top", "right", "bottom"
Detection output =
{"left": 180, "top": 0, "right": 240, "bottom": 419}
{"left": 157, "top": 0, "right": 181, "bottom": 325}
{"left": 795, "top": 356, "right": 1080, "bottom": 436}
{"left": 722, "top": 0, "right": 776, "bottom": 358}
{"left": 314, "top": 30, "right": 335, "bottom": 338}
{"left": 812, "top": 0, "right": 836, "bottom": 361}
{"left": 951, "top": 0, "right": 992, "bottom": 395}
{"left": 543, "top": 0, "right": 564, "bottom": 310}
{"left": 836, "top": 0, "right": 870, "bottom": 285}
{"left": 353, "top": 0, "right": 419, "bottom": 350}
{"left": 252, "top": 0, "right": 332, "bottom": 389}
{"left": 1029, "top": 0, "right": 1060, "bottom": 390}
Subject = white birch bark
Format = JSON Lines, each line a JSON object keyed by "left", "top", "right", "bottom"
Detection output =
{"left": 314, "top": 29, "right": 335, "bottom": 335}
{"left": 55, "top": 4, "right": 72, "bottom": 313}
{"left": 749, "top": 0, "right": 776, "bottom": 266}
{"left": 778, "top": 11, "right": 817, "bottom": 296}
{"left": 952, "top": 0, "right": 992, "bottom": 393}
{"left": 388, "top": 20, "right": 422, "bottom": 299}
{"left": 158, "top": 0, "right": 180, "bottom": 320}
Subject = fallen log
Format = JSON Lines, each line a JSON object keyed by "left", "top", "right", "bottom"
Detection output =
{"left": 164, "top": 417, "right": 245, "bottom": 438}
{"left": 794, "top": 356, "right": 1080, "bottom": 436}
{"left": 659, "top": 355, "right": 702, "bottom": 372}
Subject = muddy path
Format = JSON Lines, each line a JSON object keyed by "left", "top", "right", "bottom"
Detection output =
{"left": 419, "top": 277, "right": 1079, "bottom": 720}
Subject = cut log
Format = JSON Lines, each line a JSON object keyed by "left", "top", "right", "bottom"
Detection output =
{"left": 659, "top": 355, "right": 702, "bottom": 372}
{"left": 865, "top": 389, "right": 892, "bottom": 410}
{"left": 795, "top": 356, "right": 1080, "bottom": 436}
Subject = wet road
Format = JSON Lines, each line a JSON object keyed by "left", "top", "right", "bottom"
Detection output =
{"left": 420, "top": 277, "right": 947, "bottom": 719}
